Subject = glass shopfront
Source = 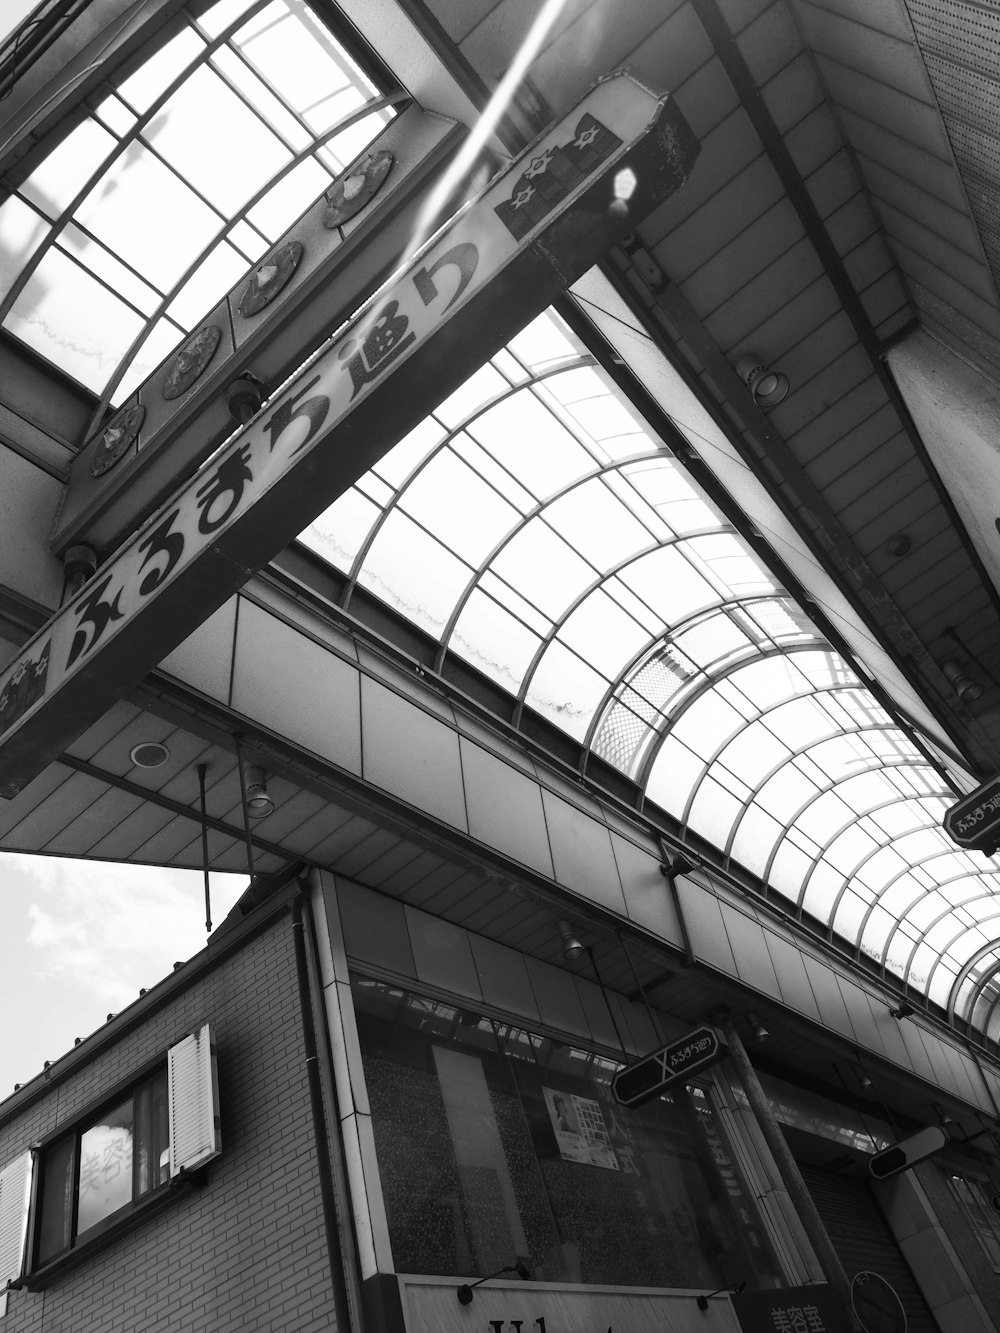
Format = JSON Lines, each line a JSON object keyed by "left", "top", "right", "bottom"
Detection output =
{"left": 351, "top": 974, "right": 783, "bottom": 1291}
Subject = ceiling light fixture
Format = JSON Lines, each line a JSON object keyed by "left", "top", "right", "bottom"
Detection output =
{"left": 735, "top": 353, "right": 789, "bottom": 408}
{"left": 942, "top": 659, "right": 984, "bottom": 704}
{"left": 747, "top": 1011, "right": 769, "bottom": 1043}
{"left": 243, "top": 764, "right": 274, "bottom": 819}
{"left": 129, "top": 741, "right": 170, "bottom": 768}
{"left": 558, "top": 919, "right": 585, "bottom": 961}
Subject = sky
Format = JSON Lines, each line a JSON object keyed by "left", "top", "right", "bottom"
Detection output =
{"left": 0, "top": 853, "right": 247, "bottom": 1097}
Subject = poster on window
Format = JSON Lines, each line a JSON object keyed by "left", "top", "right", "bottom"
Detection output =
{"left": 543, "top": 1087, "right": 618, "bottom": 1170}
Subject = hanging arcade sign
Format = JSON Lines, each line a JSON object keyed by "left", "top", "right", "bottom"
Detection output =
{"left": 0, "top": 72, "right": 699, "bottom": 799}
{"left": 943, "top": 776, "right": 1000, "bottom": 855}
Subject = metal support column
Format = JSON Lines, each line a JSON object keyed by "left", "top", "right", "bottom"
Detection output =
{"left": 720, "top": 1012, "right": 863, "bottom": 1333}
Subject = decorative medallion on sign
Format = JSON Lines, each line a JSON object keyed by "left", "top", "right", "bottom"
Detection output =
{"left": 89, "top": 404, "right": 146, "bottom": 477}
{"left": 322, "top": 150, "right": 393, "bottom": 229}
{"left": 162, "top": 325, "right": 222, "bottom": 400}
{"left": 0, "top": 639, "right": 49, "bottom": 752}
{"left": 238, "top": 241, "right": 304, "bottom": 317}
{"left": 494, "top": 114, "right": 622, "bottom": 240}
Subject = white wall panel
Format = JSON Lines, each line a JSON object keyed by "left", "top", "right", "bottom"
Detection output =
{"left": 898, "top": 1021, "right": 940, "bottom": 1086}
{"left": 159, "top": 596, "right": 238, "bottom": 702}
{"left": 836, "top": 975, "right": 884, "bottom": 1050}
{"left": 230, "top": 599, "right": 362, "bottom": 773}
{"left": 765, "top": 933, "right": 822, "bottom": 1022}
{"left": 800, "top": 954, "right": 855, "bottom": 1039}
{"left": 455, "top": 711, "right": 539, "bottom": 773}
{"left": 920, "top": 1029, "right": 973, "bottom": 1105}
{"left": 460, "top": 737, "right": 553, "bottom": 878}
{"left": 470, "top": 933, "right": 541, "bottom": 1022}
{"left": 612, "top": 831, "right": 685, "bottom": 951}
{"left": 339, "top": 879, "right": 417, "bottom": 978}
{"left": 541, "top": 788, "right": 627, "bottom": 916}
{"left": 361, "top": 676, "right": 467, "bottom": 829}
{"left": 405, "top": 904, "right": 482, "bottom": 1001}
{"left": 676, "top": 877, "right": 737, "bottom": 975}
{"left": 719, "top": 903, "right": 782, "bottom": 999}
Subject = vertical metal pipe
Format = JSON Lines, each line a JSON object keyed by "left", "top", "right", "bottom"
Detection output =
{"left": 720, "top": 1012, "right": 863, "bottom": 1333}
{"left": 618, "top": 930, "right": 665, "bottom": 1044}
{"left": 585, "top": 945, "right": 628, "bottom": 1055}
{"left": 196, "top": 763, "right": 212, "bottom": 934}
{"left": 292, "top": 895, "right": 356, "bottom": 1333}
{"left": 232, "top": 733, "right": 257, "bottom": 882}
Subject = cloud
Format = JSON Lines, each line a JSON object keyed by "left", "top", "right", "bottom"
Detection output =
{"left": 6, "top": 853, "right": 247, "bottom": 1008}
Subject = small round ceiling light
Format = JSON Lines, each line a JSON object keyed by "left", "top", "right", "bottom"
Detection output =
{"left": 558, "top": 919, "right": 585, "bottom": 962}
{"left": 735, "top": 353, "right": 789, "bottom": 409}
{"left": 129, "top": 742, "right": 170, "bottom": 769}
{"left": 942, "top": 659, "right": 984, "bottom": 704}
{"left": 243, "top": 764, "right": 275, "bottom": 819}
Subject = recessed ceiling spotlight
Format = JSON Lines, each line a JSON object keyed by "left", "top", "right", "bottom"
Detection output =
{"left": 129, "top": 741, "right": 170, "bottom": 768}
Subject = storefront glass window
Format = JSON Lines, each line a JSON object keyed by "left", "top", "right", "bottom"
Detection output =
{"left": 350, "top": 974, "right": 782, "bottom": 1290}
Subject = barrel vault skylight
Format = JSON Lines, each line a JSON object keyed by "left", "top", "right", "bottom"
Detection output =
{"left": 0, "top": 0, "right": 396, "bottom": 424}
{"left": 300, "top": 307, "right": 1000, "bottom": 1035}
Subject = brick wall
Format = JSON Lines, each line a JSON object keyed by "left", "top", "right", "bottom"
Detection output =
{"left": 0, "top": 904, "right": 340, "bottom": 1333}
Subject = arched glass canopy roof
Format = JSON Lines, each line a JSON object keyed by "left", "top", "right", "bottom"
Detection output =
{"left": 4, "top": 0, "right": 1000, "bottom": 1034}
{"left": 0, "top": 0, "right": 396, "bottom": 424}
{"left": 300, "top": 308, "right": 1000, "bottom": 1031}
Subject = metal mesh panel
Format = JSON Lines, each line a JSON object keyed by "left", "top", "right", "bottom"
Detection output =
{"left": 673, "top": 612, "right": 750, "bottom": 670}
{"left": 593, "top": 700, "right": 649, "bottom": 773}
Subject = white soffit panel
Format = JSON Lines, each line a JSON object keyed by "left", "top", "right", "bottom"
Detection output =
{"left": 887, "top": 331, "right": 1000, "bottom": 609}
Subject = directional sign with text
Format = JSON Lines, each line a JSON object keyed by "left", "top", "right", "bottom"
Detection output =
{"left": 0, "top": 73, "right": 698, "bottom": 798}
{"left": 943, "top": 775, "right": 1000, "bottom": 853}
{"left": 868, "top": 1125, "right": 946, "bottom": 1180}
{"left": 612, "top": 1025, "right": 726, "bottom": 1108}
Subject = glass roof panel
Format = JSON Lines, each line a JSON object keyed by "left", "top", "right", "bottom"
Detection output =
{"left": 452, "top": 590, "right": 541, "bottom": 694}
{"left": 0, "top": 196, "right": 46, "bottom": 295}
{"left": 490, "top": 519, "right": 594, "bottom": 622}
{"left": 1, "top": 0, "right": 397, "bottom": 404}
{"left": 6, "top": 248, "right": 145, "bottom": 388}
{"left": 19, "top": 119, "right": 116, "bottom": 217}
{"left": 296, "top": 306, "right": 1000, "bottom": 1015}
{"left": 525, "top": 642, "right": 610, "bottom": 741}
{"left": 149, "top": 65, "right": 293, "bottom": 214}
{"left": 558, "top": 591, "right": 651, "bottom": 682}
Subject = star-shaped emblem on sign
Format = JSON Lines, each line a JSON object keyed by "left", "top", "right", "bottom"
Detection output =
{"left": 574, "top": 124, "right": 600, "bottom": 149}
{"left": 512, "top": 185, "right": 535, "bottom": 210}
{"left": 524, "top": 149, "right": 553, "bottom": 178}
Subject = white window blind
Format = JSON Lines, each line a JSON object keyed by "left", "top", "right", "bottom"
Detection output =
{"left": 167, "top": 1023, "right": 221, "bottom": 1176}
{"left": 0, "top": 1151, "right": 31, "bottom": 1292}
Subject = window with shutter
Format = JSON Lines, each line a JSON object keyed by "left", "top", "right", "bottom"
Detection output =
{"left": 22, "top": 1023, "right": 220, "bottom": 1278}
{"left": 0, "top": 1151, "right": 32, "bottom": 1309}
{"left": 168, "top": 1023, "right": 221, "bottom": 1176}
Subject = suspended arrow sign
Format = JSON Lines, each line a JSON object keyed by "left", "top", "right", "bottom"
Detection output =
{"left": 868, "top": 1125, "right": 946, "bottom": 1180}
{"left": 0, "top": 72, "right": 699, "bottom": 798}
{"left": 943, "top": 776, "right": 1000, "bottom": 853}
{"left": 612, "top": 1025, "right": 726, "bottom": 1108}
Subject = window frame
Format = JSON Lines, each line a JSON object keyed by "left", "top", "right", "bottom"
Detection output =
{"left": 6, "top": 1023, "right": 221, "bottom": 1287}
{"left": 31, "top": 1063, "right": 171, "bottom": 1270}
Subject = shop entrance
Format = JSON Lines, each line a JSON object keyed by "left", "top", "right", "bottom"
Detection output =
{"left": 784, "top": 1125, "right": 938, "bottom": 1333}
